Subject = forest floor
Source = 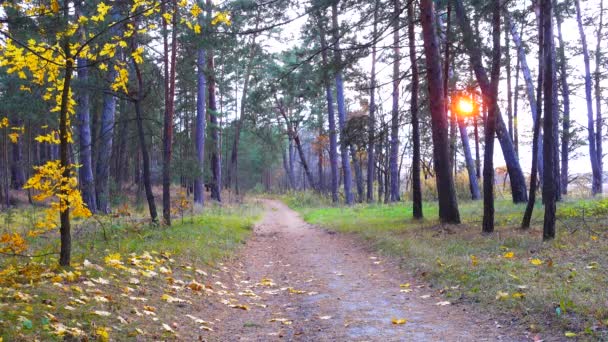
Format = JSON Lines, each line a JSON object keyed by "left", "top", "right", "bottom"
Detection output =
{"left": 201, "top": 199, "right": 530, "bottom": 341}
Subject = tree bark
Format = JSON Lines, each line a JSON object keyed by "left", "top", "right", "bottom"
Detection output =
{"left": 10, "top": 120, "right": 26, "bottom": 189}
{"left": 482, "top": 0, "right": 501, "bottom": 234}
{"left": 59, "top": 48, "right": 74, "bottom": 266}
{"left": 331, "top": 2, "right": 354, "bottom": 205}
{"left": 389, "top": 0, "right": 401, "bottom": 202}
{"left": 420, "top": 0, "right": 460, "bottom": 223}
{"left": 95, "top": 74, "right": 117, "bottom": 214}
{"left": 317, "top": 13, "right": 339, "bottom": 202}
{"left": 508, "top": 15, "right": 545, "bottom": 181}
{"left": 595, "top": 0, "right": 604, "bottom": 191}
{"left": 162, "top": 0, "right": 178, "bottom": 225}
{"left": 575, "top": 0, "right": 602, "bottom": 194}
{"left": 367, "top": 1, "right": 379, "bottom": 203}
{"left": 76, "top": 58, "right": 96, "bottom": 212}
{"left": 458, "top": 115, "right": 481, "bottom": 200}
{"left": 453, "top": 0, "right": 528, "bottom": 203}
{"left": 193, "top": 46, "right": 207, "bottom": 205}
{"left": 408, "top": 0, "right": 422, "bottom": 218}
{"left": 542, "top": 0, "right": 557, "bottom": 239}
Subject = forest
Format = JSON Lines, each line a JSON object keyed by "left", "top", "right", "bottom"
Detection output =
{"left": 1, "top": 0, "right": 608, "bottom": 340}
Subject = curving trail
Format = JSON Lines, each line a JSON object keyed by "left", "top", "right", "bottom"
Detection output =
{"left": 204, "top": 200, "right": 526, "bottom": 341}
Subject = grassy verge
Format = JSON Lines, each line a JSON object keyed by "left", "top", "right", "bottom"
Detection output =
{"left": 0, "top": 202, "right": 260, "bottom": 341}
{"left": 283, "top": 192, "right": 608, "bottom": 339}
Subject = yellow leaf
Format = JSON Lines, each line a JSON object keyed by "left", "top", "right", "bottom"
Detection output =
{"left": 530, "top": 258, "right": 543, "bottom": 266}
{"left": 229, "top": 304, "right": 249, "bottom": 310}
{"left": 470, "top": 255, "right": 478, "bottom": 266}
{"left": 288, "top": 287, "right": 306, "bottom": 294}
{"left": 564, "top": 332, "right": 577, "bottom": 338}
{"left": 391, "top": 318, "right": 407, "bottom": 325}
{"left": 50, "top": 0, "right": 59, "bottom": 13}
{"left": 399, "top": 283, "right": 410, "bottom": 288}
{"left": 591, "top": 235, "right": 599, "bottom": 241}
{"left": 503, "top": 252, "right": 514, "bottom": 259}
{"left": 495, "top": 291, "right": 509, "bottom": 301}
{"left": 96, "top": 327, "right": 110, "bottom": 342}
{"left": 511, "top": 292, "right": 525, "bottom": 299}
{"left": 269, "top": 318, "right": 292, "bottom": 325}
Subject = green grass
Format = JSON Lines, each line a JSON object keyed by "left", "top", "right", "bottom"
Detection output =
{"left": 284, "top": 193, "right": 608, "bottom": 339}
{"left": 0, "top": 203, "right": 261, "bottom": 341}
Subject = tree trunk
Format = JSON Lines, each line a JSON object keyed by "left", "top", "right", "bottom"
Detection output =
{"left": 351, "top": 145, "right": 364, "bottom": 202}
{"left": 367, "top": 1, "right": 379, "bottom": 203}
{"left": 408, "top": 0, "right": 423, "bottom": 218}
{"left": 542, "top": 0, "right": 557, "bottom": 239}
{"left": 331, "top": 2, "right": 354, "bottom": 205}
{"left": 317, "top": 13, "right": 339, "bottom": 202}
{"left": 389, "top": 0, "right": 401, "bottom": 202}
{"left": 95, "top": 75, "right": 117, "bottom": 214}
{"left": 555, "top": 2, "right": 571, "bottom": 195}
{"left": 10, "top": 120, "right": 26, "bottom": 189}
{"left": 482, "top": 0, "right": 502, "bottom": 233}
{"left": 59, "top": 50, "right": 74, "bottom": 267}
{"left": 162, "top": 0, "right": 178, "bottom": 225}
{"left": 575, "top": 0, "right": 602, "bottom": 194}
{"left": 193, "top": 47, "right": 206, "bottom": 205}
{"left": 207, "top": 13, "right": 222, "bottom": 202}
{"left": 458, "top": 115, "right": 481, "bottom": 200}
{"left": 595, "top": 0, "right": 604, "bottom": 192}
{"left": 229, "top": 35, "right": 257, "bottom": 195}
{"left": 76, "top": 58, "right": 96, "bottom": 212}
{"left": 420, "top": 0, "right": 460, "bottom": 223}
{"left": 453, "top": 0, "right": 528, "bottom": 203}
{"left": 505, "top": 16, "right": 513, "bottom": 142}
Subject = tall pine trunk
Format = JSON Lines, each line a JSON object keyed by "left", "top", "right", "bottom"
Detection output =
{"left": 367, "top": 1, "right": 378, "bottom": 202}
{"left": 389, "top": 0, "right": 401, "bottom": 202}
{"left": 594, "top": 0, "right": 604, "bottom": 191}
{"left": 575, "top": 0, "right": 602, "bottom": 194}
{"left": 162, "top": 0, "right": 178, "bottom": 225}
{"left": 420, "top": 0, "right": 460, "bottom": 224}
{"left": 193, "top": 47, "right": 206, "bottom": 205}
{"left": 482, "top": 0, "right": 501, "bottom": 234}
{"left": 542, "top": 0, "right": 557, "bottom": 239}
{"left": 317, "top": 13, "right": 339, "bottom": 202}
{"left": 454, "top": 0, "right": 528, "bottom": 203}
{"left": 555, "top": 6, "right": 570, "bottom": 195}
{"left": 408, "top": 0, "right": 422, "bottom": 218}
{"left": 331, "top": 2, "right": 354, "bottom": 205}
{"left": 76, "top": 58, "right": 96, "bottom": 212}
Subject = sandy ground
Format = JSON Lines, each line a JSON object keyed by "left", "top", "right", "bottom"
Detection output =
{"left": 201, "top": 199, "right": 531, "bottom": 341}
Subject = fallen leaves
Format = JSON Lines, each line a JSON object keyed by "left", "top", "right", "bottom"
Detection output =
{"left": 503, "top": 252, "right": 514, "bottom": 259}
{"left": 269, "top": 317, "right": 293, "bottom": 325}
{"left": 530, "top": 258, "right": 543, "bottom": 266}
{"left": 391, "top": 318, "right": 407, "bottom": 325}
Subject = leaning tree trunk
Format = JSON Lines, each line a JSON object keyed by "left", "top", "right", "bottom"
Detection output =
{"left": 555, "top": 7, "right": 570, "bottom": 195}
{"left": 131, "top": 34, "right": 158, "bottom": 223}
{"left": 453, "top": 0, "right": 528, "bottom": 203}
{"left": 542, "top": 0, "right": 557, "bottom": 239}
{"left": 331, "top": 2, "right": 354, "bottom": 205}
{"left": 408, "top": 0, "right": 423, "bottom": 219}
{"left": 508, "top": 15, "right": 545, "bottom": 182}
{"left": 575, "top": 0, "right": 602, "bottom": 194}
{"left": 193, "top": 47, "right": 206, "bottom": 205}
{"left": 389, "top": 0, "right": 401, "bottom": 202}
{"left": 420, "top": 0, "right": 460, "bottom": 224}
{"left": 458, "top": 114, "right": 481, "bottom": 200}
{"left": 317, "top": 13, "right": 339, "bottom": 202}
{"left": 482, "top": 0, "right": 501, "bottom": 234}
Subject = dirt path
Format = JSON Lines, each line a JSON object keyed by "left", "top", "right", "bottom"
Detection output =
{"left": 204, "top": 200, "right": 527, "bottom": 341}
